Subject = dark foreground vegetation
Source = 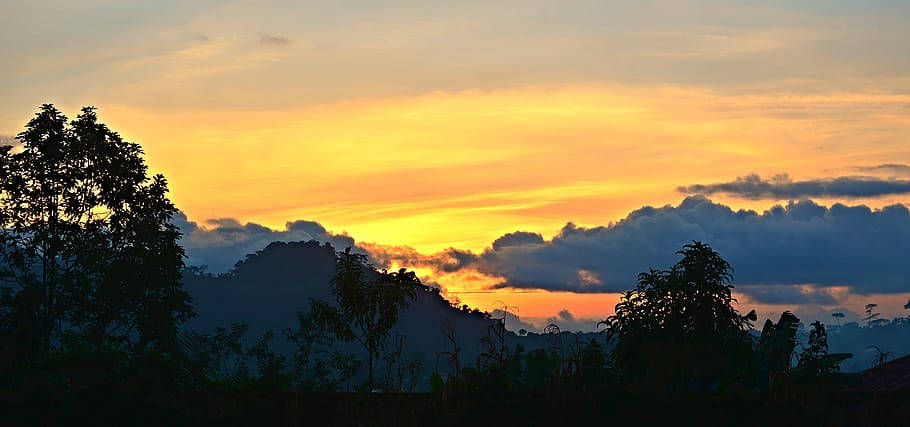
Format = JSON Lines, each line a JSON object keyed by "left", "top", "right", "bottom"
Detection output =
{"left": 6, "top": 388, "right": 910, "bottom": 426}
{"left": 2, "top": 105, "right": 909, "bottom": 425}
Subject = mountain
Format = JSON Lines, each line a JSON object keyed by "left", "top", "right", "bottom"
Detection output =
{"left": 182, "top": 239, "right": 910, "bottom": 382}
{"left": 182, "top": 240, "right": 503, "bottom": 384}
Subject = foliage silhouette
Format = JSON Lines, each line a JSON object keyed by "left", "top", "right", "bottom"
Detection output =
{"left": 795, "top": 321, "right": 851, "bottom": 379}
{"left": 283, "top": 309, "right": 360, "bottom": 391}
{"left": 305, "top": 247, "right": 420, "bottom": 390}
{"left": 435, "top": 319, "right": 461, "bottom": 381}
{"left": 176, "top": 322, "right": 249, "bottom": 388}
{"left": 0, "top": 105, "right": 193, "bottom": 369}
{"left": 757, "top": 310, "right": 800, "bottom": 390}
{"left": 863, "top": 303, "right": 881, "bottom": 326}
{"left": 831, "top": 312, "right": 844, "bottom": 325}
{"left": 600, "top": 241, "right": 757, "bottom": 390}
{"left": 865, "top": 345, "right": 892, "bottom": 371}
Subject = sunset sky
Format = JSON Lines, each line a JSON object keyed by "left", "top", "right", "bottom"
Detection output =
{"left": 3, "top": 1, "right": 910, "bottom": 330}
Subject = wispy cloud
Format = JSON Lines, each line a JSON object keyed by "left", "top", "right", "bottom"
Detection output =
{"left": 677, "top": 173, "right": 910, "bottom": 199}
{"left": 259, "top": 33, "right": 291, "bottom": 46}
{"left": 856, "top": 164, "right": 910, "bottom": 176}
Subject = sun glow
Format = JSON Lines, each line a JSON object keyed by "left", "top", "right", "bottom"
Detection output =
{"left": 47, "top": 85, "right": 910, "bottom": 321}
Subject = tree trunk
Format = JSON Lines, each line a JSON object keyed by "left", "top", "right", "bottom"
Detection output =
{"left": 368, "top": 350, "right": 374, "bottom": 391}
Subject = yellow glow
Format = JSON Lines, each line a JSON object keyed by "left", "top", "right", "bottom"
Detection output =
{"left": 83, "top": 85, "right": 910, "bottom": 318}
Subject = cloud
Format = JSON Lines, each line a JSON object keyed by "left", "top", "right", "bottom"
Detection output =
{"left": 543, "top": 309, "right": 604, "bottom": 333}
{"left": 0, "top": 135, "right": 19, "bottom": 148}
{"left": 171, "top": 196, "right": 910, "bottom": 309}
{"left": 856, "top": 164, "right": 910, "bottom": 177}
{"left": 376, "top": 196, "right": 910, "bottom": 297}
{"left": 493, "top": 307, "right": 604, "bottom": 333}
{"left": 798, "top": 307, "right": 862, "bottom": 325}
{"left": 259, "top": 33, "right": 291, "bottom": 46}
{"left": 491, "top": 231, "right": 544, "bottom": 251}
{"left": 490, "top": 309, "right": 539, "bottom": 333}
{"left": 173, "top": 212, "right": 355, "bottom": 273}
{"left": 677, "top": 173, "right": 910, "bottom": 199}
{"left": 737, "top": 285, "right": 841, "bottom": 306}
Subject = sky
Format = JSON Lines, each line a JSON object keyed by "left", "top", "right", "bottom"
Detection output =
{"left": 3, "top": 0, "right": 910, "bottom": 330}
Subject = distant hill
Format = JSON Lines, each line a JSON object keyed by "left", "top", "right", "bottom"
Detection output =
{"left": 182, "top": 240, "right": 910, "bottom": 380}
{"left": 826, "top": 320, "right": 910, "bottom": 372}
{"left": 182, "top": 240, "right": 504, "bottom": 384}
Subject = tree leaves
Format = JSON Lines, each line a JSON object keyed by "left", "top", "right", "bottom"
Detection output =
{"left": 0, "top": 104, "right": 194, "bottom": 358}
{"left": 305, "top": 247, "right": 422, "bottom": 390}
{"left": 601, "top": 241, "right": 756, "bottom": 389}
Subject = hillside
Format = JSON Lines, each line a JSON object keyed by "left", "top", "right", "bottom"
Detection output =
{"left": 182, "top": 240, "right": 503, "bottom": 387}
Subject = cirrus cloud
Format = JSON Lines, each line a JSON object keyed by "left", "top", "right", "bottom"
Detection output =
{"left": 856, "top": 164, "right": 910, "bottom": 177}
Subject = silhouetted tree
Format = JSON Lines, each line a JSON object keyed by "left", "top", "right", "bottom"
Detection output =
{"left": 283, "top": 309, "right": 343, "bottom": 390}
{"left": 435, "top": 318, "right": 461, "bottom": 381}
{"left": 601, "top": 241, "right": 757, "bottom": 389}
{"left": 863, "top": 303, "right": 880, "bottom": 326}
{"left": 176, "top": 323, "right": 249, "bottom": 388}
{"left": 831, "top": 312, "right": 844, "bottom": 326}
{"left": 245, "top": 329, "right": 291, "bottom": 389}
{"left": 796, "top": 320, "right": 850, "bottom": 378}
{"left": 865, "top": 345, "right": 892, "bottom": 371}
{"left": 307, "top": 247, "right": 420, "bottom": 390}
{"left": 0, "top": 104, "right": 193, "bottom": 362}
{"left": 757, "top": 311, "right": 800, "bottom": 390}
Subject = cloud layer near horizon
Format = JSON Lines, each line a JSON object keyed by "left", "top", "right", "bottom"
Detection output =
{"left": 373, "top": 196, "right": 910, "bottom": 298}
{"left": 173, "top": 212, "right": 356, "bottom": 272}
{"left": 178, "top": 196, "right": 910, "bottom": 307}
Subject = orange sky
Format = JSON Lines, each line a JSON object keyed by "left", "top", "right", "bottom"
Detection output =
{"left": 80, "top": 86, "right": 910, "bottom": 321}
{"left": 99, "top": 86, "right": 910, "bottom": 252}
{"left": 3, "top": 1, "right": 910, "bottom": 326}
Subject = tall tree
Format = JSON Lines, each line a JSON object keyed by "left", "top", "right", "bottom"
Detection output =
{"left": 796, "top": 320, "right": 851, "bottom": 378}
{"left": 831, "top": 312, "right": 844, "bottom": 326}
{"left": 308, "top": 247, "right": 420, "bottom": 390}
{"left": 601, "top": 241, "right": 757, "bottom": 389}
{"left": 757, "top": 311, "right": 800, "bottom": 382}
{"left": 863, "top": 303, "right": 880, "bottom": 326}
{"left": 0, "top": 104, "right": 194, "bottom": 359}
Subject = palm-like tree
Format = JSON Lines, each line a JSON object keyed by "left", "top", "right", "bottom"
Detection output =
{"left": 757, "top": 311, "right": 799, "bottom": 390}
{"left": 307, "top": 247, "right": 420, "bottom": 391}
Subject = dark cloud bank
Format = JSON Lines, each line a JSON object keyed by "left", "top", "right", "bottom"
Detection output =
{"left": 678, "top": 173, "right": 910, "bottom": 199}
{"left": 375, "top": 196, "right": 910, "bottom": 300}
{"left": 173, "top": 213, "right": 356, "bottom": 273}
{"left": 176, "top": 196, "right": 910, "bottom": 305}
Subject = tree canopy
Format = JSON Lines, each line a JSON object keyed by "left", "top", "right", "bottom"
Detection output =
{"left": 0, "top": 104, "right": 194, "bottom": 361}
{"left": 307, "top": 247, "right": 421, "bottom": 390}
{"left": 601, "top": 241, "right": 757, "bottom": 389}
